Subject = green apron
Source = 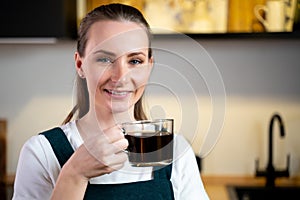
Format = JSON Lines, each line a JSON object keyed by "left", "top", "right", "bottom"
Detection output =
{"left": 40, "top": 127, "right": 175, "bottom": 200}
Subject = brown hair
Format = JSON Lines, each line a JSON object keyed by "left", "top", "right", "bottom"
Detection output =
{"left": 63, "top": 3, "right": 152, "bottom": 124}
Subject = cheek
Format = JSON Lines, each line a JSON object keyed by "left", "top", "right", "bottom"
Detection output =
{"left": 85, "top": 68, "right": 109, "bottom": 96}
{"left": 131, "top": 66, "right": 152, "bottom": 89}
{"left": 82, "top": 56, "right": 110, "bottom": 86}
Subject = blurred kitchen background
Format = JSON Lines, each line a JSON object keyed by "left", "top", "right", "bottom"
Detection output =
{"left": 0, "top": 0, "right": 300, "bottom": 199}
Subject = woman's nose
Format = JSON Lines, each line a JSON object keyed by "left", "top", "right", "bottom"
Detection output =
{"left": 110, "top": 58, "right": 129, "bottom": 84}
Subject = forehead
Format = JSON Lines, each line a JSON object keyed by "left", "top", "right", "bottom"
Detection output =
{"left": 85, "top": 20, "right": 149, "bottom": 57}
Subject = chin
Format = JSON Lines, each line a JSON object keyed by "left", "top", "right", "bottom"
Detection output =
{"left": 111, "top": 107, "right": 128, "bottom": 114}
{"left": 110, "top": 103, "right": 132, "bottom": 114}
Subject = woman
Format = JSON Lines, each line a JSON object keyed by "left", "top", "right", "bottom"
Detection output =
{"left": 13, "top": 3, "right": 209, "bottom": 200}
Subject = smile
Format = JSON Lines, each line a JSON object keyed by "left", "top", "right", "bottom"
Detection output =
{"left": 104, "top": 89, "right": 131, "bottom": 98}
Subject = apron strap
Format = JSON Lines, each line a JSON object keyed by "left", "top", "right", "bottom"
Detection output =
{"left": 39, "top": 127, "right": 74, "bottom": 167}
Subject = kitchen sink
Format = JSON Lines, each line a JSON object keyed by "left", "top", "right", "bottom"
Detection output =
{"left": 227, "top": 185, "right": 300, "bottom": 200}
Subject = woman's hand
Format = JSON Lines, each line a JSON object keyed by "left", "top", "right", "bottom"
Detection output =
{"left": 51, "top": 125, "right": 128, "bottom": 200}
{"left": 69, "top": 125, "right": 129, "bottom": 178}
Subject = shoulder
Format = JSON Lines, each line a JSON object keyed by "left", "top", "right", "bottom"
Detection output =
{"left": 13, "top": 131, "right": 61, "bottom": 199}
{"left": 38, "top": 121, "right": 83, "bottom": 150}
{"left": 22, "top": 133, "right": 52, "bottom": 153}
{"left": 14, "top": 132, "right": 61, "bottom": 186}
{"left": 173, "top": 134, "right": 193, "bottom": 160}
{"left": 16, "top": 125, "right": 76, "bottom": 178}
{"left": 19, "top": 131, "right": 60, "bottom": 168}
{"left": 22, "top": 125, "right": 70, "bottom": 155}
{"left": 18, "top": 123, "right": 76, "bottom": 170}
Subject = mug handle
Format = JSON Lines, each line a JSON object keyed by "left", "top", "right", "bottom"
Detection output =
{"left": 254, "top": 5, "right": 268, "bottom": 27}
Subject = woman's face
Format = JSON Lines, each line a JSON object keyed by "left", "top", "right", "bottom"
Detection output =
{"left": 76, "top": 20, "right": 153, "bottom": 117}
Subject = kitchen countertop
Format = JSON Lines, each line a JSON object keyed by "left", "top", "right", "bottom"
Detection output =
{"left": 202, "top": 175, "right": 300, "bottom": 200}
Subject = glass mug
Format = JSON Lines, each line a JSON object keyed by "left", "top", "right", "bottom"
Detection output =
{"left": 122, "top": 119, "right": 174, "bottom": 167}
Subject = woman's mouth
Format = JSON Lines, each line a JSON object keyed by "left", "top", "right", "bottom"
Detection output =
{"left": 104, "top": 89, "right": 130, "bottom": 98}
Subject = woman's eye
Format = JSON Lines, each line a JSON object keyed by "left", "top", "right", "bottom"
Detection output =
{"left": 129, "top": 59, "right": 143, "bottom": 65}
{"left": 97, "top": 57, "right": 113, "bottom": 63}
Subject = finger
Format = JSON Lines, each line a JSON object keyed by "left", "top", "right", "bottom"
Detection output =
{"left": 102, "top": 126, "right": 125, "bottom": 143}
{"left": 112, "top": 138, "right": 129, "bottom": 152}
{"left": 102, "top": 138, "right": 128, "bottom": 155}
{"left": 102, "top": 162, "right": 126, "bottom": 174}
{"left": 100, "top": 151, "right": 128, "bottom": 168}
{"left": 88, "top": 139, "right": 127, "bottom": 163}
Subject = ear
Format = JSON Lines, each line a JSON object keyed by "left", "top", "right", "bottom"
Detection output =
{"left": 148, "top": 56, "right": 154, "bottom": 70}
{"left": 75, "top": 52, "right": 85, "bottom": 78}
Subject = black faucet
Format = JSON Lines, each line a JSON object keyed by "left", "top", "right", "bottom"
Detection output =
{"left": 255, "top": 113, "right": 290, "bottom": 187}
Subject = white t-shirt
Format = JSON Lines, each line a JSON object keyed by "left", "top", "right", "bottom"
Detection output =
{"left": 12, "top": 121, "right": 209, "bottom": 200}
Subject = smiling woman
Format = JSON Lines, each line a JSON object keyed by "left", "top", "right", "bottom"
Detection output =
{"left": 74, "top": 20, "right": 153, "bottom": 121}
{"left": 12, "top": 3, "right": 209, "bottom": 200}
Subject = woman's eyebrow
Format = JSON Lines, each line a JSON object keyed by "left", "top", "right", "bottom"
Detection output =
{"left": 93, "top": 49, "right": 116, "bottom": 56}
{"left": 127, "top": 52, "right": 146, "bottom": 57}
{"left": 93, "top": 49, "right": 146, "bottom": 57}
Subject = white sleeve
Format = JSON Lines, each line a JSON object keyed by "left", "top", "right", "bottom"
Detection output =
{"left": 171, "top": 134, "right": 210, "bottom": 200}
{"left": 12, "top": 135, "right": 60, "bottom": 200}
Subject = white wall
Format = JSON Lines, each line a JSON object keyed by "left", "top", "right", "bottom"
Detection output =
{"left": 0, "top": 38, "right": 300, "bottom": 177}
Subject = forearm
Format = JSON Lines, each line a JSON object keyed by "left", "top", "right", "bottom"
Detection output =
{"left": 51, "top": 165, "right": 88, "bottom": 200}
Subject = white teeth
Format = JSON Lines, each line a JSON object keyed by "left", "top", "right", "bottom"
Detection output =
{"left": 108, "top": 90, "right": 127, "bottom": 96}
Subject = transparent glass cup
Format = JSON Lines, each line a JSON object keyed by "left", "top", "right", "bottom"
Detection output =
{"left": 122, "top": 119, "right": 174, "bottom": 167}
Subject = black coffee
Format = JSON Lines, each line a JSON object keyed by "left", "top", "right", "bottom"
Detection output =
{"left": 125, "top": 131, "right": 173, "bottom": 165}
